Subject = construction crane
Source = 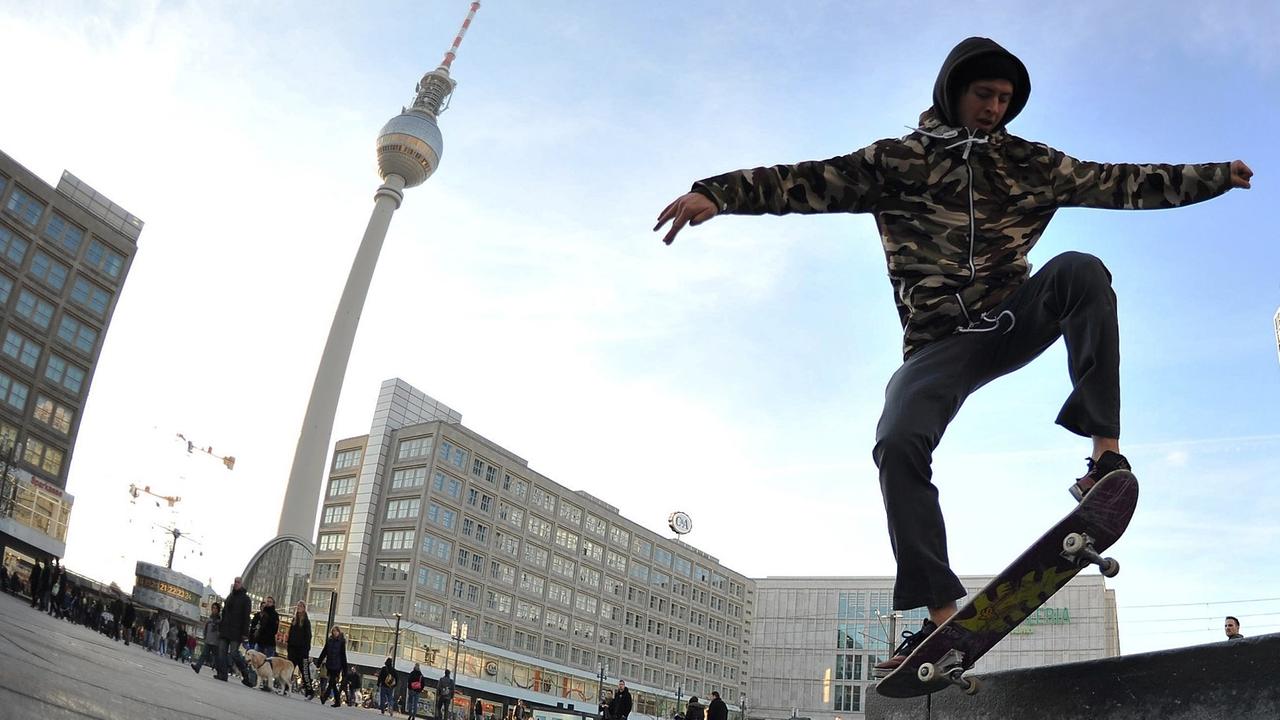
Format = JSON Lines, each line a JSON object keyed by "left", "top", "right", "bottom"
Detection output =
{"left": 175, "top": 432, "right": 236, "bottom": 470}
{"left": 129, "top": 483, "right": 181, "bottom": 508}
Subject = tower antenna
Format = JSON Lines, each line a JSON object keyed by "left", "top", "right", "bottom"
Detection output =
{"left": 441, "top": 2, "right": 481, "bottom": 70}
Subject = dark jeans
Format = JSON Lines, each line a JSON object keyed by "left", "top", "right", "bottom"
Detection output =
{"left": 874, "top": 252, "right": 1121, "bottom": 611}
{"left": 217, "top": 639, "right": 250, "bottom": 680}
{"left": 192, "top": 642, "right": 218, "bottom": 671}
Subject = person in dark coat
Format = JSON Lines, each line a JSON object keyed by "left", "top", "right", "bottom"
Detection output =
{"left": 607, "top": 681, "right": 632, "bottom": 720}
{"left": 252, "top": 596, "right": 280, "bottom": 691}
{"left": 28, "top": 562, "right": 41, "bottom": 607}
{"left": 217, "top": 577, "right": 253, "bottom": 685}
{"left": 377, "top": 657, "right": 398, "bottom": 715}
{"left": 121, "top": 601, "right": 136, "bottom": 645}
{"left": 286, "top": 601, "right": 314, "bottom": 698}
{"left": 686, "top": 697, "right": 705, "bottom": 720}
{"left": 344, "top": 664, "right": 361, "bottom": 707}
{"left": 436, "top": 669, "right": 456, "bottom": 720}
{"left": 706, "top": 692, "right": 728, "bottom": 720}
{"left": 406, "top": 662, "right": 424, "bottom": 720}
{"left": 316, "top": 625, "right": 350, "bottom": 707}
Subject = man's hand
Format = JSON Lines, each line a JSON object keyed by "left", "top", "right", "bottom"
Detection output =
{"left": 654, "top": 192, "right": 718, "bottom": 245}
{"left": 1230, "top": 160, "right": 1253, "bottom": 189}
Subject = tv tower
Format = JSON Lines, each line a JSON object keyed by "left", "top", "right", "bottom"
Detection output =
{"left": 244, "top": 3, "right": 483, "bottom": 607}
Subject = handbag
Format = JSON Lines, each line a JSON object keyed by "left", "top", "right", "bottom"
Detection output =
{"left": 411, "top": 680, "right": 423, "bottom": 691}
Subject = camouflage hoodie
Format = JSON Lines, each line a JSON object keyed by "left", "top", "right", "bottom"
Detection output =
{"left": 691, "top": 37, "right": 1232, "bottom": 359}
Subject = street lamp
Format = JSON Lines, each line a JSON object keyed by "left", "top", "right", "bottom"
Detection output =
{"left": 675, "top": 685, "right": 683, "bottom": 720}
{"left": 392, "top": 611, "right": 403, "bottom": 664}
{"left": 739, "top": 694, "right": 748, "bottom": 720}
{"left": 596, "top": 660, "right": 610, "bottom": 717}
{"left": 450, "top": 616, "right": 468, "bottom": 678}
{"left": 0, "top": 440, "right": 23, "bottom": 518}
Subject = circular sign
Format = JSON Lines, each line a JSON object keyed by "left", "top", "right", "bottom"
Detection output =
{"left": 668, "top": 512, "right": 692, "bottom": 535}
{"left": 484, "top": 661, "right": 498, "bottom": 676}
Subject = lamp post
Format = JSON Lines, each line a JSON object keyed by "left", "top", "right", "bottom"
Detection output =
{"left": 739, "top": 694, "right": 747, "bottom": 720}
{"left": 450, "top": 616, "right": 468, "bottom": 678}
{"left": 392, "top": 611, "right": 403, "bottom": 663}
{"left": 596, "top": 660, "right": 609, "bottom": 717}
{"left": 675, "top": 685, "right": 683, "bottom": 720}
{"left": 0, "top": 440, "right": 23, "bottom": 518}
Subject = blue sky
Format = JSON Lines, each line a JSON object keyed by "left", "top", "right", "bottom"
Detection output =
{"left": 1, "top": 1, "right": 1277, "bottom": 655}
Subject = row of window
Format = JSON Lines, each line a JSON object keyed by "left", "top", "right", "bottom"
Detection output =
{"left": 2, "top": 186, "right": 127, "bottom": 279}
{"left": 1, "top": 327, "right": 87, "bottom": 395}
{"left": 1, "top": 226, "right": 117, "bottom": 321}
{"left": 0, "top": 368, "right": 76, "bottom": 435}
{"left": 0, "top": 419, "right": 64, "bottom": 476}
{"left": 5, "top": 280, "right": 100, "bottom": 356}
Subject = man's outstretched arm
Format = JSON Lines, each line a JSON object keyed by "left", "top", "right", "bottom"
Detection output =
{"left": 1051, "top": 150, "right": 1253, "bottom": 209}
{"left": 654, "top": 146, "right": 885, "bottom": 245}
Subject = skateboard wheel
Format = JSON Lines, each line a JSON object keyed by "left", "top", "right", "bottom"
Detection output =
{"left": 1062, "top": 532, "right": 1085, "bottom": 554}
{"left": 962, "top": 676, "right": 980, "bottom": 695}
{"left": 917, "top": 663, "right": 937, "bottom": 683}
{"left": 1100, "top": 557, "right": 1120, "bottom": 578}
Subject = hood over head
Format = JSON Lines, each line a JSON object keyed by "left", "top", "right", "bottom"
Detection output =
{"left": 931, "top": 37, "right": 1030, "bottom": 129}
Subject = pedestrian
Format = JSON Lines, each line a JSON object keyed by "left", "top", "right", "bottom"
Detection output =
{"left": 28, "top": 561, "right": 41, "bottom": 608}
{"left": 216, "top": 577, "right": 254, "bottom": 686}
{"left": 473, "top": 698, "right": 484, "bottom": 720}
{"left": 1225, "top": 616, "right": 1244, "bottom": 640}
{"left": 316, "top": 661, "right": 330, "bottom": 701}
{"left": 515, "top": 699, "right": 528, "bottom": 720}
{"left": 175, "top": 624, "right": 189, "bottom": 661}
{"left": 121, "top": 601, "right": 135, "bottom": 646}
{"left": 378, "top": 657, "right": 398, "bottom": 715}
{"left": 253, "top": 596, "right": 280, "bottom": 690}
{"left": 286, "top": 600, "right": 314, "bottom": 699}
{"left": 436, "top": 669, "right": 456, "bottom": 720}
{"left": 191, "top": 602, "right": 221, "bottom": 673}
{"left": 654, "top": 35, "right": 1254, "bottom": 675}
{"left": 686, "top": 697, "right": 704, "bottom": 720}
{"left": 607, "top": 681, "right": 631, "bottom": 720}
{"left": 316, "top": 625, "right": 350, "bottom": 707}
{"left": 345, "top": 664, "right": 361, "bottom": 707}
{"left": 706, "top": 692, "right": 727, "bottom": 720}
{"left": 406, "top": 662, "right": 424, "bottom": 720}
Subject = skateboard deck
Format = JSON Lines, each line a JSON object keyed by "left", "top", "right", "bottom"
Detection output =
{"left": 875, "top": 469, "right": 1139, "bottom": 698}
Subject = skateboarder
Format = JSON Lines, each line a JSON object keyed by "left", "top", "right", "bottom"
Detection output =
{"left": 654, "top": 36, "right": 1253, "bottom": 674}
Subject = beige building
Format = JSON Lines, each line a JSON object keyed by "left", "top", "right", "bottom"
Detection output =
{"left": 749, "top": 575, "right": 1119, "bottom": 718}
{"left": 305, "top": 378, "right": 753, "bottom": 719}
{"left": 0, "top": 149, "right": 140, "bottom": 569}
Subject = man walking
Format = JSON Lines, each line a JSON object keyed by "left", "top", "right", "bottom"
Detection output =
{"left": 435, "top": 669, "right": 455, "bottom": 720}
{"left": 216, "top": 577, "right": 253, "bottom": 686}
{"left": 607, "top": 681, "right": 632, "bottom": 720}
{"left": 192, "top": 602, "right": 221, "bottom": 674}
{"left": 655, "top": 36, "right": 1252, "bottom": 674}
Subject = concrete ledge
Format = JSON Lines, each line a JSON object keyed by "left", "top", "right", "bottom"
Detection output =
{"left": 866, "top": 633, "right": 1280, "bottom": 720}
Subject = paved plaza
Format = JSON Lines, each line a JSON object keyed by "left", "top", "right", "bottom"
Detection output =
{"left": 0, "top": 591, "right": 377, "bottom": 720}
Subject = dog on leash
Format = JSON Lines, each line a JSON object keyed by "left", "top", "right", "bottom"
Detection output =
{"left": 244, "top": 650, "right": 295, "bottom": 696}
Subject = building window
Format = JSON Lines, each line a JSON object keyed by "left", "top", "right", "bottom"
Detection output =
{"left": 502, "top": 472, "right": 528, "bottom": 500}
{"left": 452, "top": 580, "right": 481, "bottom": 605}
{"left": 0, "top": 273, "right": 10, "bottom": 304}
{"left": 833, "top": 685, "right": 859, "bottom": 712}
{"left": 413, "top": 598, "right": 445, "bottom": 626}
{"left": 527, "top": 516, "right": 552, "bottom": 541}
{"left": 313, "top": 562, "right": 340, "bottom": 581}
{"left": 482, "top": 620, "right": 510, "bottom": 647}
{"left": 70, "top": 276, "right": 111, "bottom": 318}
{"left": 431, "top": 470, "right": 461, "bottom": 499}
{"left": 465, "top": 488, "right": 494, "bottom": 514}
{"left": 371, "top": 592, "right": 404, "bottom": 615}
{"left": 515, "top": 600, "right": 542, "bottom": 625}
{"left": 397, "top": 435, "right": 433, "bottom": 461}
{"left": 391, "top": 466, "right": 427, "bottom": 490}
{"left": 2, "top": 329, "right": 40, "bottom": 370}
{"left": 16, "top": 290, "right": 55, "bottom": 331}
{"left": 471, "top": 456, "right": 498, "bottom": 483}
{"left": 321, "top": 505, "right": 351, "bottom": 525}
{"left": 606, "top": 550, "right": 627, "bottom": 574}
{"left": 629, "top": 564, "right": 650, "bottom": 583}
{"left": 0, "top": 226, "right": 29, "bottom": 266}
{"left": 497, "top": 501, "right": 523, "bottom": 528}
{"left": 558, "top": 502, "right": 582, "bottom": 525}
{"left": 490, "top": 560, "right": 516, "bottom": 586}
{"left": 318, "top": 533, "right": 346, "bottom": 552}
{"left": 551, "top": 554, "right": 575, "bottom": 580}
{"left": 456, "top": 547, "right": 485, "bottom": 574}
{"left": 43, "top": 354, "right": 84, "bottom": 395}
{"left": 386, "top": 498, "right": 421, "bottom": 521}
{"left": 585, "top": 514, "right": 607, "bottom": 537}
{"left": 421, "top": 533, "right": 452, "bottom": 563}
{"left": 632, "top": 537, "right": 653, "bottom": 559}
{"left": 21, "top": 436, "right": 62, "bottom": 475}
{"left": 522, "top": 543, "right": 548, "bottom": 569}
{"left": 554, "top": 528, "right": 579, "bottom": 553}
{"left": 5, "top": 187, "right": 44, "bottom": 226}
{"left": 376, "top": 561, "right": 410, "bottom": 582}
{"left": 30, "top": 251, "right": 68, "bottom": 292}
{"left": 44, "top": 214, "right": 84, "bottom": 257}
{"left": 0, "top": 371, "right": 29, "bottom": 412}
{"left": 518, "top": 571, "right": 545, "bottom": 597}
{"left": 56, "top": 315, "right": 97, "bottom": 355}
{"left": 461, "top": 517, "right": 489, "bottom": 544}
{"left": 333, "top": 448, "right": 361, "bottom": 470}
{"left": 581, "top": 539, "right": 604, "bottom": 563}
{"left": 437, "top": 438, "right": 468, "bottom": 469}
{"left": 327, "top": 476, "right": 356, "bottom": 497}
{"left": 418, "top": 565, "right": 449, "bottom": 594}
{"left": 426, "top": 503, "right": 457, "bottom": 530}
{"left": 308, "top": 589, "right": 333, "bottom": 613}
{"left": 673, "top": 556, "right": 693, "bottom": 577}
{"left": 530, "top": 486, "right": 556, "bottom": 513}
{"left": 381, "top": 529, "right": 415, "bottom": 551}
{"left": 544, "top": 609, "right": 570, "bottom": 633}
{"left": 486, "top": 590, "right": 513, "bottom": 614}
{"left": 576, "top": 593, "right": 599, "bottom": 615}
{"left": 578, "top": 566, "right": 601, "bottom": 589}
{"left": 493, "top": 530, "right": 520, "bottom": 558}
{"left": 653, "top": 547, "right": 673, "bottom": 568}
{"left": 84, "top": 238, "right": 124, "bottom": 279}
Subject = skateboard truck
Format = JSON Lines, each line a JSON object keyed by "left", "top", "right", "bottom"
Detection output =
{"left": 916, "top": 649, "right": 980, "bottom": 695}
{"left": 1061, "top": 532, "right": 1120, "bottom": 577}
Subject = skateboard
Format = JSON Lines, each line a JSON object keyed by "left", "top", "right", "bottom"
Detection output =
{"left": 875, "top": 469, "right": 1139, "bottom": 698}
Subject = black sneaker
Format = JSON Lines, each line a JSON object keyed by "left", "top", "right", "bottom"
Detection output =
{"left": 1070, "top": 451, "right": 1131, "bottom": 501}
{"left": 873, "top": 619, "right": 937, "bottom": 677}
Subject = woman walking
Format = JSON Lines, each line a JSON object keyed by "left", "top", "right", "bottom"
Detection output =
{"left": 286, "top": 601, "right": 314, "bottom": 699}
{"left": 316, "top": 626, "right": 349, "bottom": 707}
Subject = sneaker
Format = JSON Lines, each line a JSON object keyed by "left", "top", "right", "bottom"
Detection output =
{"left": 1070, "top": 451, "right": 1131, "bottom": 501}
{"left": 873, "top": 619, "right": 937, "bottom": 676}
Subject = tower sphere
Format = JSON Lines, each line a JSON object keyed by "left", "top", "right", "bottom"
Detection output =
{"left": 376, "top": 110, "right": 444, "bottom": 188}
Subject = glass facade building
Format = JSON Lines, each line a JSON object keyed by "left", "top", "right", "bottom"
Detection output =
{"left": 0, "top": 149, "right": 140, "bottom": 572}
{"left": 750, "top": 575, "right": 1119, "bottom": 719}
{"left": 305, "top": 378, "right": 753, "bottom": 719}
